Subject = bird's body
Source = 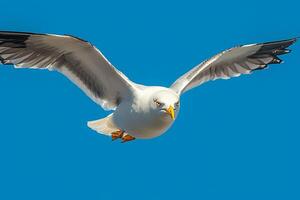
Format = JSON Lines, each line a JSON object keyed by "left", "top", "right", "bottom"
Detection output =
{"left": 112, "top": 86, "right": 179, "bottom": 138}
{"left": 0, "top": 31, "right": 297, "bottom": 142}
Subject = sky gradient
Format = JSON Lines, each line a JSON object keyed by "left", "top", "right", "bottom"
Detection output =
{"left": 0, "top": 0, "right": 299, "bottom": 199}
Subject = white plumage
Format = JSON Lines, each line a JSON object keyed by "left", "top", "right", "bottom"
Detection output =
{"left": 0, "top": 31, "right": 297, "bottom": 142}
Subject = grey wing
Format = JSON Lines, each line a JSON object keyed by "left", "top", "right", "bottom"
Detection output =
{"left": 171, "top": 38, "right": 297, "bottom": 95}
{"left": 0, "top": 31, "right": 136, "bottom": 110}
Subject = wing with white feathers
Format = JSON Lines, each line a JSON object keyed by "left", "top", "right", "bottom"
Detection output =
{"left": 171, "top": 38, "right": 297, "bottom": 95}
{"left": 0, "top": 31, "right": 136, "bottom": 110}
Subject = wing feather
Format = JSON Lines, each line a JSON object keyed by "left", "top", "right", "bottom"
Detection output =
{"left": 171, "top": 38, "right": 297, "bottom": 94}
{"left": 0, "top": 31, "right": 136, "bottom": 110}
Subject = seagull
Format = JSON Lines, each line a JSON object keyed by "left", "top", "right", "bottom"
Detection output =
{"left": 0, "top": 31, "right": 297, "bottom": 142}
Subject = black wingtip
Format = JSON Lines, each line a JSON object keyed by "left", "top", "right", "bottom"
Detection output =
{"left": 273, "top": 49, "right": 291, "bottom": 55}
{"left": 288, "top": 37, "right": 298, "bottom": 45}
{"left": 254, "top": 37, "right": 297, "bottom": 58}
{"left": 283, "top": 37, "right": 297, "bottom": 46}
{"left": 0, "top": 31, "right": 31, "bottom": 48}
{"left": 261, "top": 37, "right": 297, "bottom": 48}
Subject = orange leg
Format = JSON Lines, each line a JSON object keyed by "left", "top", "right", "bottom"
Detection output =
{"left": 121, "top": 134, "right": 136, "bottom": 143}
{"left": 111, "top": 130, "right": 124, "bottom": 141}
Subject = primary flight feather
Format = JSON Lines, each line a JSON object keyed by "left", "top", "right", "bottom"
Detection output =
{"left": 0, "top": 31, "right": 296, "bottom": 142}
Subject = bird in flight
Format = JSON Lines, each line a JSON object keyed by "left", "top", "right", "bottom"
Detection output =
{"left": 0, "top": 31, "right": 297, "bottom": 142}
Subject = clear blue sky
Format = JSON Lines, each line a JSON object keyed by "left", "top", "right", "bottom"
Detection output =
{"left": 0, "top": 0, "right": 299, "bottom": 199}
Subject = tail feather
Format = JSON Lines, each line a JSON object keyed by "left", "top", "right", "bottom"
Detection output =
{"left": 87, "top": 114, "right": 119, "bottom": 136}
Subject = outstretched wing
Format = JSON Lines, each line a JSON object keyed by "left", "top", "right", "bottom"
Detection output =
{"left": 171, "top": 38, "right": 297, "bottom": 95}
{"left": 0, "top": 31, "right": 137, "bottom": 110}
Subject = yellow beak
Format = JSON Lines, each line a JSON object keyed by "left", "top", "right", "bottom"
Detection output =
{"left": 166, "top": 106, "right": 175, "bottom": 120}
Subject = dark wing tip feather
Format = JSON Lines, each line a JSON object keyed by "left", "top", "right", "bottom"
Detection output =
{"left": 0, "top": 31, "right": 53, "bottom": 65}
{"left": 0, "top": 31, "right": 31, "bottom": 48}
{"left": 248, "top": 38, "right": 297, "bottom": 68}
{"left": 258, "top": 38, "right": 297, "bottom": 53}
{"left": 0, "top": 31, "right": 56, "bottom": 47}
{"left": 0, "top": 31, "right": 33, "bottom": 65}
{"left": 258, "top": 38, "right": 297, "bottom": 49}
{"left": 273, "top": 49, "right": 291, "bottom": 55}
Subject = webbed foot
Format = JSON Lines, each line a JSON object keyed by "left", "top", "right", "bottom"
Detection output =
{"left": 121, "top": 134, "right": 136, "bottom": 143}
{"left": 111, "top": 130, "right": 124, "bottom": 141}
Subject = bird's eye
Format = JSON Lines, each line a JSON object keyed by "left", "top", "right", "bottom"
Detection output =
{"left": 175, "top": 101, "right": 180, "bottom": 107}
{"left": 154, "top": 99, "right": 162, "bottom": 107}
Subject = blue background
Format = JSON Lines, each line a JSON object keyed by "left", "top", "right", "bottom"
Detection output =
{"left": 0, "top": 0, "right": 299, "bottom": 199}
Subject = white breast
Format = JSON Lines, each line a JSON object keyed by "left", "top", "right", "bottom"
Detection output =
{"left": 111, "top": 86, "right": 178, "bottom": 139}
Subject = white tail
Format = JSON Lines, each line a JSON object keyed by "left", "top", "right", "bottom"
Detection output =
{"left": 87, "top": 114, "right": 119, "bottom": 136}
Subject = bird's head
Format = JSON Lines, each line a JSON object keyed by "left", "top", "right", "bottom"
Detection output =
{"left": 150, "top": 89, "right": 180, "bottom": 121}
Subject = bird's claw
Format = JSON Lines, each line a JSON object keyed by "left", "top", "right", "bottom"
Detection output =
{"left": 111, "top": 130, "right": 135, "bottom": 143}
{"left": 121, "top": 134, "right": 136, "bottom": 143}
{"left": 111, "top": 130, "right": 124, "bottom": 141}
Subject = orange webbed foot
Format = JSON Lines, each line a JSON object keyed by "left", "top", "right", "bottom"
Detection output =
{"left": 121, "top": 134, "right": 136, "bottom": 143}
{"left": 111, "top": 130, "right": 124, "bottom": 141}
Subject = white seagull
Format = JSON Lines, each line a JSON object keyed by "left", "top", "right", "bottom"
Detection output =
{"left": 0, "top": 31, "right": 297, "bottom": 142}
